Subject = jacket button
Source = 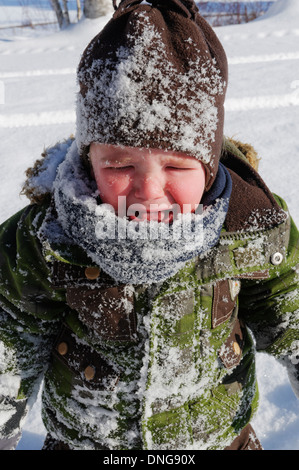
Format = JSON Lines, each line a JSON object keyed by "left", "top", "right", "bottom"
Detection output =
{"left": 233, "top": 341, "right": 241, "bottom": 356}
{"left": 84, "top": 365, "right": 96, "bottom": 381}
{"left": 270, "top": 252, "right": 283, "bottom": 265}
{"left": 57, "top": 342, "right": 68, "bottom": 356}
{"left": 85, "top": 266, "right": 100, "bottom": 280}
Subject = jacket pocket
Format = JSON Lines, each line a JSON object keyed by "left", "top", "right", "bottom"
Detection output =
{"left": 218, "top": 319, "right": 244, "bottom": 369}
{"left": 66, "top": 285, "right": 137, "bottom": 343}
{"left": 212, "top": 279, "right": 240, "bottom": 328}
{"left": 212, "top": 279, "right": 244, "bottom": 369}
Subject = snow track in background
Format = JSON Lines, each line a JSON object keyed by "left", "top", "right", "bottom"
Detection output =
{"left": 0, "top": 68, "right": 76, "bottom": 79}
{"left": 228, "top": 51, "right": 299, "bottom": 64}
{"left": 221, "top": 27, "right": 299, "bottom": 42}
{"left": 226, "top": 91, "right": 299, "bottom": 111}
{"left": 0, "top": 45, "right": 76, "bottom": 55}
{"left": 0, "top": 110, "right": 75, "bottom": 127}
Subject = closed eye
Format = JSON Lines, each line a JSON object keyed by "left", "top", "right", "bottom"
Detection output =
{"left": 105, "top": 166, "right": 134, "bottom": 171}
{"left": 166, "top": 166, "right": 194, "bottom": 170}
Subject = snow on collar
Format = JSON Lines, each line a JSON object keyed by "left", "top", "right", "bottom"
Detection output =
{"left": 22, "top": 137, "right": 74, "bottom": 204}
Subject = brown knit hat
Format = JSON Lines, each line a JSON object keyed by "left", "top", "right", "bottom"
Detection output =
{"left": 76, "top": 0, "right": 228, "bottom": 190}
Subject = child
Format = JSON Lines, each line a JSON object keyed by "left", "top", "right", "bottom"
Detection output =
{"left": 1, "top": 0, "right": 299, "bottom": 451}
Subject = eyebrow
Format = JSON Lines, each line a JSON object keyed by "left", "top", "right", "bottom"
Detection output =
{"left": 99, "top": 149, "right": 140, "bottom": 163}
{"left": 98, "top": 148, "right": 199, "bottom": 166}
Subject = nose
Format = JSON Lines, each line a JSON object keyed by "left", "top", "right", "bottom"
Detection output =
{"left": 134, "top": 172, "right": 165, "bottom": 201}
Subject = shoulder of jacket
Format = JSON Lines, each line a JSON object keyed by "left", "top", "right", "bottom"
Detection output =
{"left": 221, "top": 137, "right": 287, "bottom": 232}
{"left": 0, "top": 203, "right": 48, "bottom": 249}
{"left": 221, "top": 137, "right": 260, "bottom": 171}
{"left": 21, "top": 136, "right": 75, "bottom": 205}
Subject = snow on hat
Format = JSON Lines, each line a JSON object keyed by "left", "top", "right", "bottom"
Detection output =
{"left": 76, "top": 0, "right": 228, "bottom": 190}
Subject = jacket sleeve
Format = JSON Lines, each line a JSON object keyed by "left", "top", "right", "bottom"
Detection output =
{"left": 238, "top": 195, "right": 299, "bottom": 398}
{"left": 0, "top": 205, "right": 65, "bottom": 449}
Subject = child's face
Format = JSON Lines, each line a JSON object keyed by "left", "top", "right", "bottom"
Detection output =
{"left": 90, "top": 143, "right": 206, "bottom": 223}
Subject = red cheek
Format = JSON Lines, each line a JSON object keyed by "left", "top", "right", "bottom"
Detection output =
{"left": 167, "top": 175, "right": 204, "bottom": 211}
{"left": 95, "top": 173, "right": 133, "bottom": 209}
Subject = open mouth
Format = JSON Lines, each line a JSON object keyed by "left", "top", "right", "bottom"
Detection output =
{"left": 130, "top": 209, "right": 174, "bottom": 224}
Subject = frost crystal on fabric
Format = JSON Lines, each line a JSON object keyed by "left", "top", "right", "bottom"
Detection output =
{"left": 22, "top": 139, "right": 73, "bottom": 201}
{"left": 76, "top": 12, "right": 226, "bottom": 167}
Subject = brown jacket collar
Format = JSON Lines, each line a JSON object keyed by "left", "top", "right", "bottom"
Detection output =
{"left": 221, "top": 143, "right": 287, "bottom": 232}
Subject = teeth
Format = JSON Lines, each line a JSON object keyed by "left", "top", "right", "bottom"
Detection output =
{"left": 130, "top": 209, "right": 173, "bottom": 223}
{"left": 158, "top": 211, "right": 164, "bottom": 221}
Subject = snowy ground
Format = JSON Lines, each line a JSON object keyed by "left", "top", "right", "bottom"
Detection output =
{"left": 0, "top": 0, "right": 299, "bottom": 451}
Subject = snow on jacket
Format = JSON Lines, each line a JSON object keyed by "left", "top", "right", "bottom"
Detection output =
{"left": 0, "top": 138, "right": 299, "bottom": 450}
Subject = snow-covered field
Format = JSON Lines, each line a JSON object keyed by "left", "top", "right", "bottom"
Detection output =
{"left": 0, "top": 0, "right": 299, "bottom": 451}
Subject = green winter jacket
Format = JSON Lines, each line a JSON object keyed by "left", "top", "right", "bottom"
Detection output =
{"left": 0, "top": 138, "right": 299, "bottom": 450}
